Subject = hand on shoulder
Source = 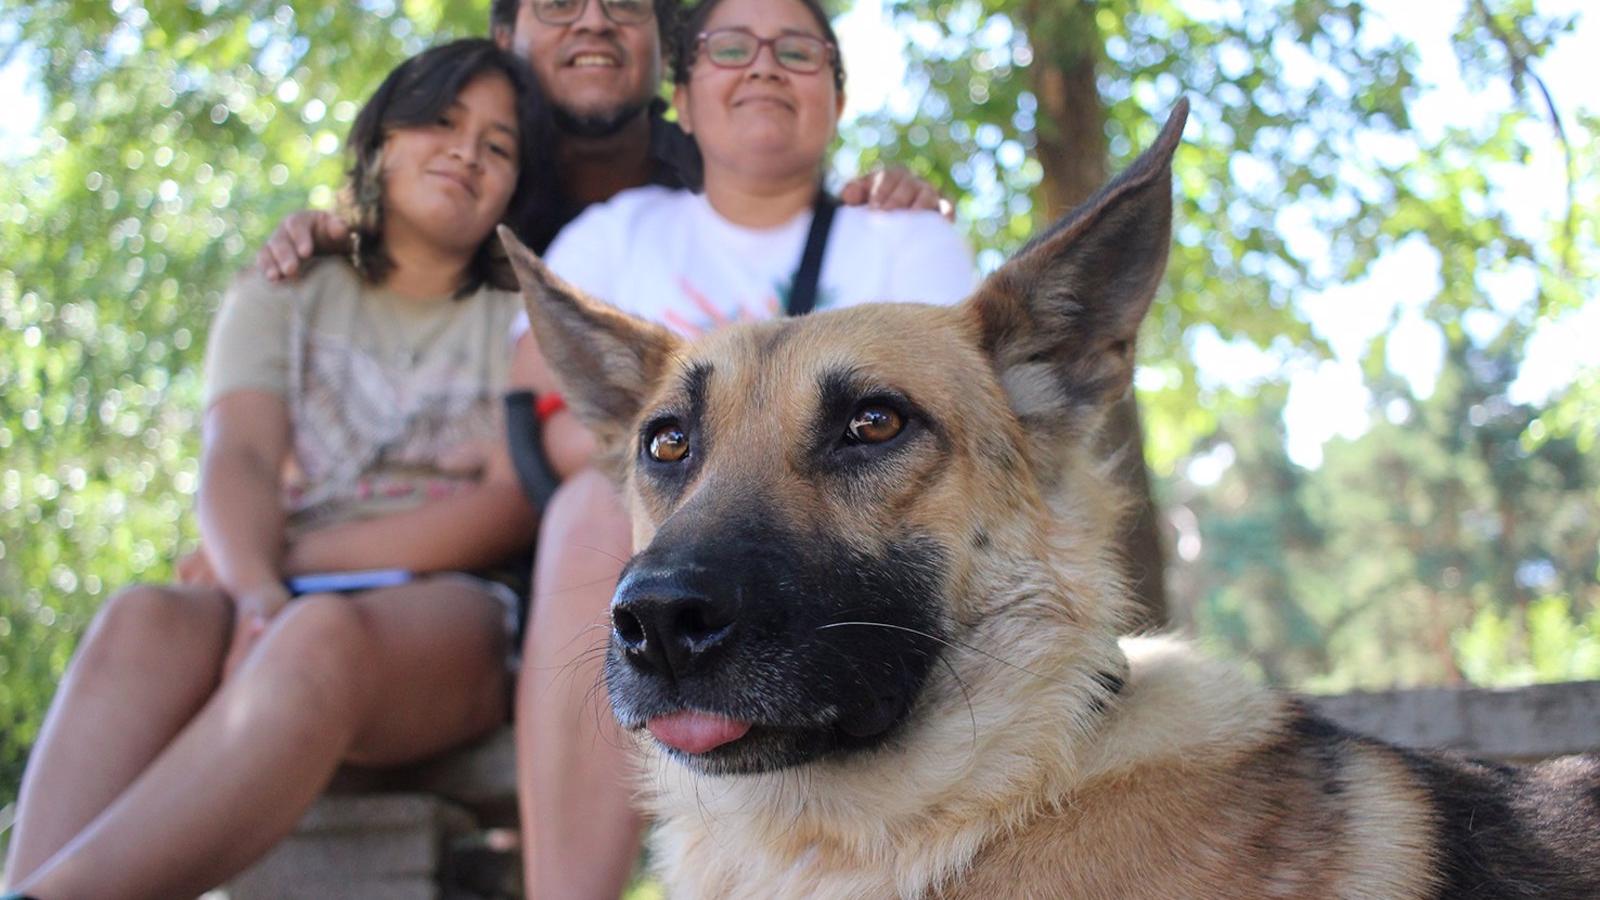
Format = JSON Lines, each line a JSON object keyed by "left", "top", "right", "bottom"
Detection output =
{"left": 254, "top": 210, "right": 352, "bottom": 282}
{"left": 839, "top": 167, "right": 953, "bottom": 221}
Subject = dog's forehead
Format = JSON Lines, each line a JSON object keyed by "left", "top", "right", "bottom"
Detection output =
{"left": 665, "top": 302, "right": 984, "bottom": 404}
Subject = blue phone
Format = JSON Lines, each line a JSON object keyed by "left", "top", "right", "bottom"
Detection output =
{"left": 286, "top": 568, "right": 413, "bottom": 596}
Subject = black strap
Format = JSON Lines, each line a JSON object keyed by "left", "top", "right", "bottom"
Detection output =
{"left": 785, "top": 188, "right": 838, "bottom": 317}
{"left": 504, "top": 389, "right": 562, "bottom": 511}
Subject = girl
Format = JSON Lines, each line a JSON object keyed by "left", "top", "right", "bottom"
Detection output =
{"left": 4, "top": 38, "right": 552, "bottom": 900}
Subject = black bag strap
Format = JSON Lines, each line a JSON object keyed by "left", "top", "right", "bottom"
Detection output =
{"left": 504, "top": 389, "right": 562, "bottom": 511}
{"left": 785, "top": 188, "right": 838, "bottom": 317}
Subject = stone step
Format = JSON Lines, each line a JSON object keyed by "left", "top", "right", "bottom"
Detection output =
{"left": 226, "top": 794, "right": 474, "bottom": 900}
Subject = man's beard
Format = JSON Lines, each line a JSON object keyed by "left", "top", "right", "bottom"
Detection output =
{"left": 553, "top": 98, "right": 652, "bottom": 139}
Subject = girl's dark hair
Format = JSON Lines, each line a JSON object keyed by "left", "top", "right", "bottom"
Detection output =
{"left": 344, "top": 38, "right": 559, "bottom": 295}
{"left": 672, "top": 0, "right": 844, "bottom": 91}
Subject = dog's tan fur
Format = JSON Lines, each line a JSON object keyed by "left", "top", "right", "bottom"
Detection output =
{"left": 504, "top": 100, "right": 1600, "bottom": 899}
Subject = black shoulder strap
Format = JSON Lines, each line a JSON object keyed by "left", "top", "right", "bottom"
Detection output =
{"left": 503, "top": 389, "right": 561, "bottom": 511}
{"left": 786, "top": 188, "right": 838, "bottom": 317}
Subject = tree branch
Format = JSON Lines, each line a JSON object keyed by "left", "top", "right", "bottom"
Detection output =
{"left": 1470, "top": 0, "right": 1578, "bottom": 275}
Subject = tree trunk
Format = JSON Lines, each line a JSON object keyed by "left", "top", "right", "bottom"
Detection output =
{"left": 1025, "top": 0, "right": 1168, "bottom": 631}
{"left": 1028, "top": 2, "right": 1109, "bottom": 225}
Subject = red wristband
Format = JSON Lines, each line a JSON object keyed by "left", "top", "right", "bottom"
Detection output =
{"left": 535, "top": 391, "right": 567, "bottom": 424}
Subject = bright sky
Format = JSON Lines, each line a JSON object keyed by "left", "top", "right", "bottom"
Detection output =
{"left": 0, "top": 21, "right": 42, "bottom": 157}
{"left": 4, "top": 3, "right": 1593, "bottom": 471}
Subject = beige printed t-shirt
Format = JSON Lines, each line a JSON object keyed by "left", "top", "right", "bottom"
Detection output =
{"left": 204, "top": 259, "right": 519, "bottom": 533}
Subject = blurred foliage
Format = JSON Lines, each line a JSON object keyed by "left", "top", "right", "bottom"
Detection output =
{"left": 623, "top": 879, "right": 666, "bottom": 900}
{"left": 1, "top": 0, "right": 1597, "bottom": 845}
{"left": 1455, "top": 594, "right": 1600, "bottom": 685}
{"left": 1169, "top": 328, "right": 1600, "bottom": 691}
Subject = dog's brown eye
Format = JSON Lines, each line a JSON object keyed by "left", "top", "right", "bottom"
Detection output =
{"left": 648, "top": 423, "right": 690, "bottom": 462}
{"left": 847, "top": 405, "right": 904, "bottom": 444}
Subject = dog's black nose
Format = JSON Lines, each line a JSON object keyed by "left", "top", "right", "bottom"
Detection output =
{"left": 611, "top": 569, "right": 737, "bottom": 682}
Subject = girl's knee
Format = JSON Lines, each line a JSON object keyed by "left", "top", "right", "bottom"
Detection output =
{"left": 79, "top": 584, "right": 229, "bottom": 674}
{"left": 252, "top": 594, "right": 377, "bottom": 708}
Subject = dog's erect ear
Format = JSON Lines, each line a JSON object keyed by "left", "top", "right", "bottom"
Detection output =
{"left": 499, "top": 226, "right": 681, "bottom": 455}
{"left": 966, "top": 99, "right": 1186, "bottom": 444}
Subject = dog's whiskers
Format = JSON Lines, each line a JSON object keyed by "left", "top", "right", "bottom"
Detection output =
{"left": 565, "top": 541, "right": 631, "bottom": 566}
{"left": 935, "top": 651, "right": 981, "bottom": 760}
{"left": 527, "top": 572, "right": 625, "bottom": 605}
{"left": 526, "top": 634, "right": 610, "bottom": 674}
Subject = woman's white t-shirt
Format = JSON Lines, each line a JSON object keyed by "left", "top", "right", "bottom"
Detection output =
{"left": 514, "top": 185, "right": 977, "bottom": 339}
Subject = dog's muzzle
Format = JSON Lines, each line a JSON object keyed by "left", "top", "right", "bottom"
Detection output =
{"left": 604, "top": 517, "right": 951, "bottom": 774}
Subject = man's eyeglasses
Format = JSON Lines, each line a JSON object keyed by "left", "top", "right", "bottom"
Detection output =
{"left": 528, "top": 0, "right": 652, "bottom": 27}
{"left": 694, "top": 28, "right": 836, "bottom": 76}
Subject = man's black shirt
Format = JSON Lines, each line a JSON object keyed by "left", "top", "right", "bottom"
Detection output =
{"left": 530, "top": 99, "right": 702, "bottom": 253}
{"left": 644, "top": 98, "right": 703, "bottom": 194}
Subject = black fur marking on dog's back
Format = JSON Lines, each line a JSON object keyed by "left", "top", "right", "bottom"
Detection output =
{"left": 1397, "top": 746, "right": 1600, "bottom": 898}
{"left": 1085, "top": 668, "right": 1126, "bottom": 717}
{"left": 1281, "top": 702, "right": 1600, "bottom": 897}
{"left": 1284, "top": 704, "right": 1352, "bottom": 799}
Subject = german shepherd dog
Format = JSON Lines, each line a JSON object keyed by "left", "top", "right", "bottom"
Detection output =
{"left": 500, "top": 99, "right": 1600, "bottom": 898}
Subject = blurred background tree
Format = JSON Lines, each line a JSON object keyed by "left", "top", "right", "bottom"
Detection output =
{"left": 2, "top": 0, "right": 1596, "bottom": 843}
{"left": 1167, "top": 330, "right": 1600, "bottom": 690}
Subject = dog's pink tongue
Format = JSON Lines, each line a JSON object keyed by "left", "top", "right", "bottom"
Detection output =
{"left": 647, "top": 711, "right": 751, "bottom": 754}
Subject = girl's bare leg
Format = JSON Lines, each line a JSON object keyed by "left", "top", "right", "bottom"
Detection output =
{"left": 517, "top": 467, "right": 644, "bottom": 900}
{"left": 11, "top": 579, "right": 508, "bottom": 900}
{"left": 4, "top": 584, "right": 232, "bottom": 884}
